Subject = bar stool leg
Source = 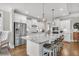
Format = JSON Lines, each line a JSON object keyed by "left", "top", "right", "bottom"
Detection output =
{"left": 52, "top": 49, "right": 54, "bottom": 56}
{"left": 49, "top": 51, "right": 51, "bottom": 56}
{"left": 53, "top": 48, "right": 55, "bottom": 56}
{"left": 54, "top": 48, "right": 57, "bottom": 56}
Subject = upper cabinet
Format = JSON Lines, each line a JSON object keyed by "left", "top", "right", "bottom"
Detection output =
{"left": 60, "top": 20, "right": 71, "bottom": 33}
{"left": 27, "top": 19, "right": 45, "bottom": 33}
{"left": 14, "top": 13, "right": 27, "bottom": 23}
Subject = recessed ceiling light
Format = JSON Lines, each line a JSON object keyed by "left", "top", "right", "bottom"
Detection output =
{"left": 25, "top": 11, "right": 29, "bottom": 14}
{"left": 37, "top": 16, "right": 40, "bottom": 18}
{"left": 59, "top": 8, "right": 64, "bottom": 11}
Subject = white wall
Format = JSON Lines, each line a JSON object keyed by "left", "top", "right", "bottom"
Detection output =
{"left": 0, "top": 9, "right": 10, "bottom": 31}
{"left": 71, "top": 18, "right": 79, "bottom": 32}
{"left": 3, "top": 11, "right": 10, "bottom": 31}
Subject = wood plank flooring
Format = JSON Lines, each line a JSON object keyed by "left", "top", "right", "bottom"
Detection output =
{"left": 9, "top": 42, "right": 79, "bottom": 56}
{"left": 61, "top": 42, "right": 79, "bottom": 56}
{"left": 10, "top": 44, "right": 27, "bottom": 56}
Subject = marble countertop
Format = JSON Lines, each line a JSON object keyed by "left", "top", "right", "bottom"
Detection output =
{"left": 21, "top": 32, "right": 63, "bottom": 44}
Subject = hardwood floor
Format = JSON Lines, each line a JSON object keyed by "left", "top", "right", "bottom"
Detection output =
{"left": 61, "top": 42, "right": 79, "bottom": 56}
{"left": 10, "top": 44, "right": 27, "bottom": 56}
{"left": 9, "top": 42, "right": 79, "bottom": 56}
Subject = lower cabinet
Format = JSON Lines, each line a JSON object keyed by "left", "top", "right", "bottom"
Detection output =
{"left": 27, "top": 40, "right": 48, "bottom": 56}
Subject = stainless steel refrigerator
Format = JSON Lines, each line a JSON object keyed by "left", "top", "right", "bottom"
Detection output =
{"left": 14, "top": 22, "right": 27, "bottom": 47}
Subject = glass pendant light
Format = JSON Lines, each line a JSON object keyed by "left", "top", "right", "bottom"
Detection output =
{"left": 52, "top": 9, "right": 55, "bottom": 25}
{"left": 42, "top": 3, "right": 47, "bottom": 32}
{"left": 42, "top": 3, "right": 46, "bottom": 22}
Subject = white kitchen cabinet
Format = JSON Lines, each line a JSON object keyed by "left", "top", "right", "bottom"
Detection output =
{"left": 27, "top": 39, "right": 48, "bottom": 56}
{"left": 60, "top": 20, "right": 71, "bottom": 42}
{"left": 14, "top": 13, "right": 27, "bottom": 23}
{"left": 27, "top": 40, "right": 40, "bottom": 56}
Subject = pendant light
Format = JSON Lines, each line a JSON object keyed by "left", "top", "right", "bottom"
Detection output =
{"left": 52, "top": 9, "right": 55, "bottom": 25}
{"left": 42, "top": 3, "right": 47, "bottom": 32}
{"left": 42, "top": 3, "right": 46, "bottom": 22}
{"left": 48, "top": 9, "right": 55, "bottom": 35}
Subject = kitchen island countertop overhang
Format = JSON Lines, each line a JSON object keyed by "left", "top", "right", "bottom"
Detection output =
{"left": 21, "top": 33, "right": 63, "bottom": 44}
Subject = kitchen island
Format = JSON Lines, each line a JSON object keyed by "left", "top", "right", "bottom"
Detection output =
{"left": 21, "top": 33, "right": 63, "bottom": 56}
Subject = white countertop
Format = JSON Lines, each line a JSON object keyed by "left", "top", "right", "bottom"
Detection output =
{"left": 21, "top": 32, "right": 63, "bottom": 44}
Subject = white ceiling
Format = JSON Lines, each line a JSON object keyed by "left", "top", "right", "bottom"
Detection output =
{"left": 0, "top": 3, "right": 79, "bottom": 21}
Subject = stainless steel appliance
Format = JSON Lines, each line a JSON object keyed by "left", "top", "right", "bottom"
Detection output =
{"left": 52, "top": 27, "right": 59, "bottom": 34}
{"left": 14, "top": 22, "right": 27, "bottom": 47}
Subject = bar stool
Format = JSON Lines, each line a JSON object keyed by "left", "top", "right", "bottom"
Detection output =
{"left": 57, "top": 37, "right": 63, "bottom": 55}
{"left": 51, "top": 40, "right": 59, "bottom": 56}
{"left": 51, "top": 41, "right": 56, "bottom": 56}
{"left": 43, "top": 43, "right": 56, "bottom": 56}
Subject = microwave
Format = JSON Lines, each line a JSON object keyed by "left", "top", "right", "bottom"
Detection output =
{"left": 52, "top": 27, "right": 59, "bottom": 34}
